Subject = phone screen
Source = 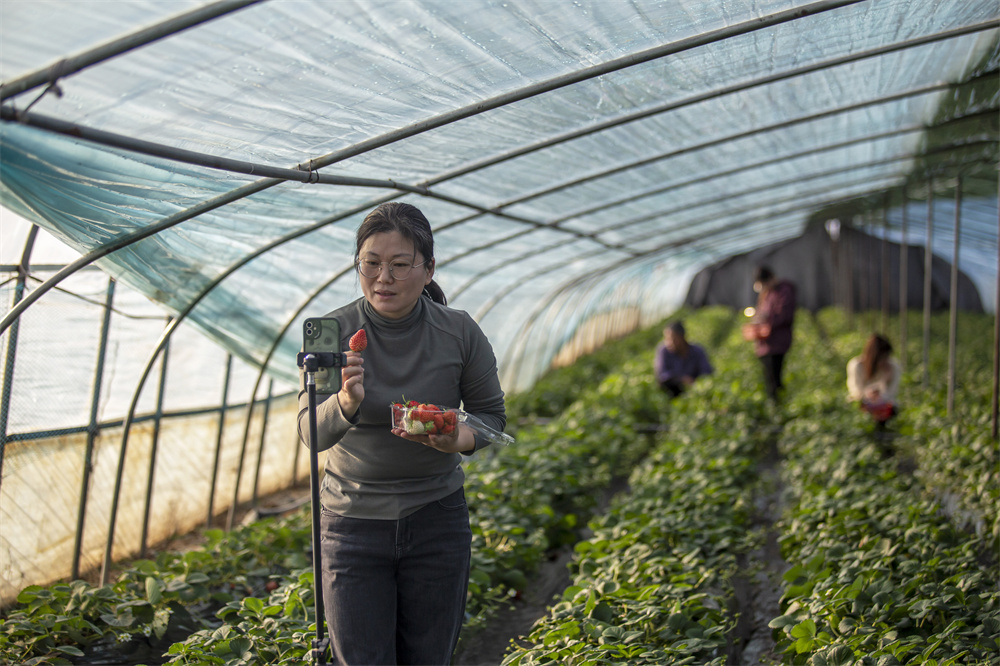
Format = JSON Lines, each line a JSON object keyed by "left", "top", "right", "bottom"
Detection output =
{"left": 303, "top": 317, "right": 342, "bottom": 394}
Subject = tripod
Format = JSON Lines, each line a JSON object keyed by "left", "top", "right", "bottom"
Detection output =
{"left": 297, "top": 350, "right": 346, "bottom": 666}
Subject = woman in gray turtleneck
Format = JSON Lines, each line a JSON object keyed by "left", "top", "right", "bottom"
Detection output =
{"left": 298, "top": 201, "right": 507, "bottom": 665}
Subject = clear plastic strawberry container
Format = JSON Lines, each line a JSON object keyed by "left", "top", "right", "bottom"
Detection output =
{"left": 391, "top": 402, "right": 514, "bottom": 446}
{"left": 391, "top": 402, "right": 458, "bottom": 435}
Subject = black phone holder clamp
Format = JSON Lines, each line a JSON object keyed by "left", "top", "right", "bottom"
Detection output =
{"left": 296, "top": 351, "right": 347, "bottom": 373}
{"left": 311, "top": 637, "right": 331, "bottom": 665}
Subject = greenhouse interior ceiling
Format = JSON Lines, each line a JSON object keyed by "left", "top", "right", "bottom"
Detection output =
{"left": 1, "top": 0, "right": 998, "bottom": 601}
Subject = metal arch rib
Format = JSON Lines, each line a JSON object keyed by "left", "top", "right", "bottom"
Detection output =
{"left": 443, "top": 121, "right": 996, "bottom": 305}
{"left": 98, "top": 206, "right": 370, "bottom": 583}
{"left": 491, "top": 150, "right": 990, "bottom": 359}
{"left": 225, "top": 264, "right": 357, "bottom": 530}
{"left": 0, "top": 0, "right": 862, "bottom": 323}
{"left": 419, "top": 19, "right": 999, "bottom": 190}
{"left": 0, "top": 67, "right": 981, "bottom": 339}
{"left": 494, "top": 182, "right": 906, "bottom": 377}
{"left": 0, "top": 177, "right": 281, "bottom": 335}
{"left": 0, "top": 0, "right": 265, "bottom": 101}
{"left": 450, "top": 153, "right": 924, "bottom": 308}
{"left": 1, "top": 8, "right": 992, "bottom": 339}
{"left": 264, "top": 0, "right": 867, "bottom": 177}
{"left": 479, "top": 170, "right": 908, "bottom": 328}
{"left": 415, "top": 21, "right": 999, "bottom": 230}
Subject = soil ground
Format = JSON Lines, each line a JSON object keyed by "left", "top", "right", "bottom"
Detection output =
{"left": 452, "top": 547, "right": 575, "bottom": 666}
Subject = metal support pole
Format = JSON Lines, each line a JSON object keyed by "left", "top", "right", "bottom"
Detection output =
{"left": 993, "top": 170, "right": 999, "bottom": 439}
{"left": 0, "top": 0, "right": 264, "bottom": 101}
{"left": 881, "top": 194, "right": 890, "bottom": 333}
{"left": 0, "top": 225, "right": 38, "bottom": 490}
{"left": 947, "top": 177, "right": 961, "bottom": 416}
{"left": 858, "top": 216, "right": 866, "bottom": 326}
{"left": 251, "top": 379, "right": 275, "bottom": 507}
{"left": 72, "top": 277, "right": 115, "bottom": 579}
{"left": 868, "top": 215, "right": 877, "bottom": 332}
{"left": 227, "top": 383, "right": 260, "bottom": 531}
{"left": 292, "top": 371, "right": 305, "bottom": 483}
{"left": 858, "top": 217, "right": 868, "bottom": 328}
{"left": 207, "top": 354, "right": 233, "bottom": 527}
{"left": 100, "top": 317, "right": 174, "bottom": 585}
{"left": 292, "top": 421, "right": 304, "bottom": 486}
{"left": 899, "top": 188, "right": 909, "bottom": 374}
{"left": 923, "top": 182, "right": 934, "bottom": 389}
{"left": 140, "top": 332, "right": 170, "bottom": 556}
{"left": 845, "top": 220, "right": 854, "bottom": 327}
{"left": 860, "top": 216, "right": 868, "bottom": 330}
{"left": 829, "top": 223, "right": 840, "bottom": 312}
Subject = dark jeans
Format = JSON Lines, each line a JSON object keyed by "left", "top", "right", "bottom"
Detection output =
{"left": 758, "top": 353, "right": 785, "bottom": 401}
{"left": 319, "top": 487, "right": 472, "bottom": 665}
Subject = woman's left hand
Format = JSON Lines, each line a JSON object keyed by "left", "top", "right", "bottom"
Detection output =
{"left": 392, "top": 423, "right": 476, "bottom": 454}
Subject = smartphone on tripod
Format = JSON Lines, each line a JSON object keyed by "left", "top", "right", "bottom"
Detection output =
{"left": 303, "top": 317, "right": 343, "bottom": 395}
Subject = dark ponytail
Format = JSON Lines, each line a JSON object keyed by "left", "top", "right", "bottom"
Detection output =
{"left": 861, "top": 333, "right": 892, "bottom": 381}
{"left": 356, "top": 202, "right": 447, "bottom": 305}
{"left": 422, "top": 281, "right": 447, "bottom": 305}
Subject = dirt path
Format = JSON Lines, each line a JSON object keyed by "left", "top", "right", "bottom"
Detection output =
{"left": 731, "top": 437, "right": 787, "bottom": 665}
{"left": 452, "top": 547, "right": 574, "bottom": 665}
{"left": 453, "top": 474, "right": 630, "bottom": 665}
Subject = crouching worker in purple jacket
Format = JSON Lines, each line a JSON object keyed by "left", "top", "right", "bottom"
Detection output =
{"left": 654, "top": 320, "right": 714, "bottom": 398}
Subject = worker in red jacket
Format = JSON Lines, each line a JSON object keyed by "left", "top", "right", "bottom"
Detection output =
{"left": 742, "top": 265, "right": 797, "bottom": 402}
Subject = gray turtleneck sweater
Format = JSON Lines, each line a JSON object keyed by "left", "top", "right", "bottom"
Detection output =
{"left": 298, "top": 296, "right": 506, "bottom": 519}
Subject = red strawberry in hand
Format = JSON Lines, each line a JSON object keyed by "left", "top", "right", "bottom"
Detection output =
{"left": 349, "top": 329, "right": 367, "bottom": 352}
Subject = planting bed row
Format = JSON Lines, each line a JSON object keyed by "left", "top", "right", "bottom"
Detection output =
{"left": 0, "top": 308, "right": 722, "bottom": 665}
{"left": 769, "top": 310, "right": 999, "bottom": 664}
{"left": 501, "top": 308, "right": 783, "bottom": 664}
{"left": 499, "top": 307, "right": 998, "bottom": 665}
{"left": 2, "top": 306, "right": 996, "bottom": 665}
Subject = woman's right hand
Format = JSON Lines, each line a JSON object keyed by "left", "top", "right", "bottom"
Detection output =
{"left": 338, "top": 350, "right": 365, "bottom": 418}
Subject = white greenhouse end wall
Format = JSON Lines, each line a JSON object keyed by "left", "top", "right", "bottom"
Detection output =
{"left": 0, "top": 395, "right": 304, "bottom": 606}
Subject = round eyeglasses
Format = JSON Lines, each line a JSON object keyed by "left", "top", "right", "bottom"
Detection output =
{"left": 356, "top": 259, "right": 427, "bottom": 280}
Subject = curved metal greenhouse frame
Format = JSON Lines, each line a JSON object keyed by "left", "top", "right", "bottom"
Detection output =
{"left": 0, "top": 0, "right": 997, "bottom": 598}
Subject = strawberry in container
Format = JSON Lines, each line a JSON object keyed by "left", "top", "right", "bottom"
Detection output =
{"left": 391, "top": 400, "right": 513, "bottom": 446}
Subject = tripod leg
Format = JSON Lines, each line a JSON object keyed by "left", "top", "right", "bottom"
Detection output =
{"left": 306, "top": 380, "right": 331, "bottom": 664}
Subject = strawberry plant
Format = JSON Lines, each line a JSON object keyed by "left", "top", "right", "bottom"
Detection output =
{"left": 1, "top": 512, "right": 314, "bottom": 664}
{"left": 502, "top": 312, "right": 767, "bottom": 665}
{"left": 4, "top": 305, "right": 996, "bottom": 666}
{"left": 0, "top": 578, "right": 178, "bottom": 666}
{"left": 164, "top": 571, "right": 319, "bottom": 665}
{"left": 498, "top": 305, "right": 998, "bottom": 665}
{"left": 770, "top": 308, "right": 999, "bottom": 664}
